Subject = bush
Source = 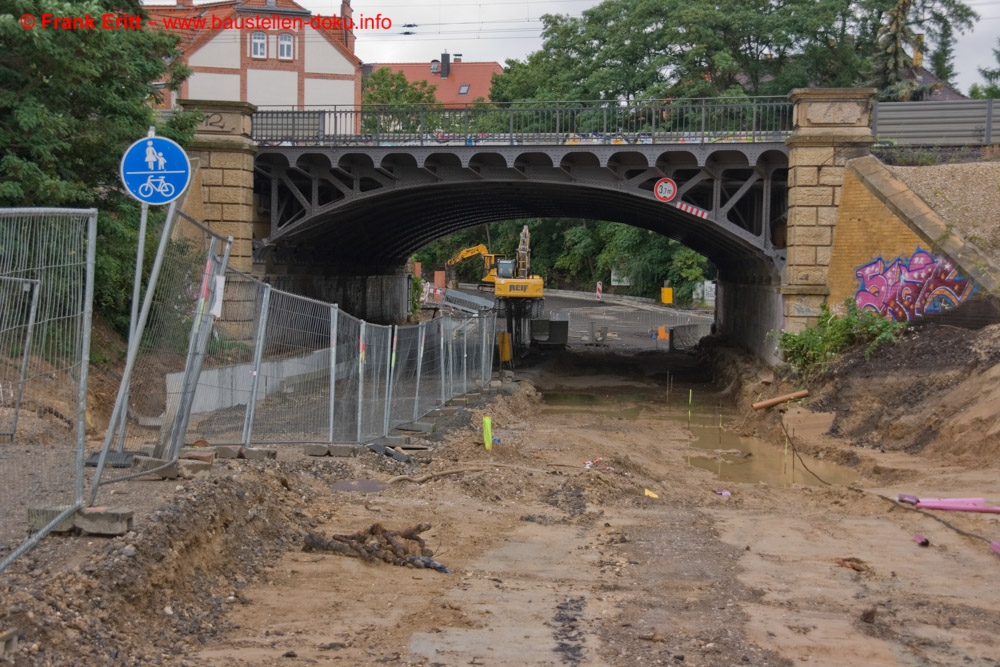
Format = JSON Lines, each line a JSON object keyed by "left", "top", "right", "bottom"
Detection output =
{"left": 775, "top": 299, "right": 906, "bottom": 378}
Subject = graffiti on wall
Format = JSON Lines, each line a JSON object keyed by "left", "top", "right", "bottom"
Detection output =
{"left": 854, "top": 249, "right": 974, "bottom": 321}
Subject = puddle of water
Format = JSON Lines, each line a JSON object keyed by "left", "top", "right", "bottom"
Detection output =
{"left": 541, "top": 392, "right": 654, "bottom": 406}
{"left": 685, "top": 418, "right": 856, "bottom": 488}
{"left": 539, "top": 391, "right": 856, "bottom": 487}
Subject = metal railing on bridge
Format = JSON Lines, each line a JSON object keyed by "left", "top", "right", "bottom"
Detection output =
{"left": 251, "top": 98, "right": 793, "bottom": 147}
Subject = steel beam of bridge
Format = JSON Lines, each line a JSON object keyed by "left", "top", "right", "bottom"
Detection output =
{"left": 251, "top": 99, "right": 792, "bottom": 282}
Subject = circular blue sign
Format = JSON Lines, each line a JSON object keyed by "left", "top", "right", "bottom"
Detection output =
{"left": 120, "top": 135, "right": 191, "bottom": 205}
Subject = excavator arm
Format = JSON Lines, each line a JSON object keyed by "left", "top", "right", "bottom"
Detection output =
{"left": 446, "top": 244, "right": 491, "bottom": 267}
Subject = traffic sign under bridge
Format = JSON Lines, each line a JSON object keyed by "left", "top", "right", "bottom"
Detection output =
{"left": 120, "top": 135, "right": 191, "bottom": 205}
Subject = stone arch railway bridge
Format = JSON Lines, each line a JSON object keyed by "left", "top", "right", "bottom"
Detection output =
{"left": 178, "top": 89, "right": 998, "bottom": 359}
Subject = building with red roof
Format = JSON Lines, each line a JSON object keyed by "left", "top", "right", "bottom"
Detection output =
{"left": 146, "top": 0, "right": 361, "bottom": 110}
{"left": 372, "top": 54, "right": 503, "bottom": 107}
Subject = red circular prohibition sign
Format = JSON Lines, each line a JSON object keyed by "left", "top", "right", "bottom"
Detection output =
{"left": 653, "top": 177, "right": 678, "bottom": 203}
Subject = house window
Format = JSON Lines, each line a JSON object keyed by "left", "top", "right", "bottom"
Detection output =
{"left": 251, "top": 32, "right": 266, "bottom": 58}
{"left": 458, "top": 84, "right": 470, "bottom": 95}
{"left": 278, "top": 33, "right": 293, "bottom": 60}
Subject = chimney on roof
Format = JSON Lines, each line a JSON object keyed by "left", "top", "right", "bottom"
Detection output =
{"left": 177, "top": 0, "right": 193, "bottom": 6}
{"left": 441, "top": 53, "right": 450, "bottom": 79}
{"left": 912, "top": 34, "right": 924, "bottom": 68}
{"left": 454, "top": 53, "right": 462, "bottom": 63}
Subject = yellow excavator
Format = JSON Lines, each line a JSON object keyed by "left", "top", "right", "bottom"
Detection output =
{"left": 495, "top": 225, "right": 545, "bottom": 356}
{"left": 445, "top": 244, "right": 505, "bottom": 291}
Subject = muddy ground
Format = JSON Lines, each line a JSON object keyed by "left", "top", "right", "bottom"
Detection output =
{"left": 2, "top": 322, "right": 1000, "bottom": 666}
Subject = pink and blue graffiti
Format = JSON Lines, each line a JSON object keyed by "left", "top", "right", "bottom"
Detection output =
{"left": 854, "top": 249, "right": 974, "bottom": 321}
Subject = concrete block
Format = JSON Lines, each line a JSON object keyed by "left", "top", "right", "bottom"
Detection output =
{"left": 179, "top": 447, "right": 216, "bottom": 463}
{"left": 75, "top": 507, "right": 134, "bottom": 535}
{"left": 215, "top": 445, "right": 243, "bottom": 459}
{"left": 327, "top": 444, "right": 361, "bottom": 458}
{"left": 131, "top": 456, "right": 179, "bottom": 480}
{"left": 240, "top": 447, "right": 277, "bottom": 460}
{"left": 464, "top": 392, "right": 482, "bottom": 403}
{"left": 394, "top": 421, "right": 436, "bottom": 433}
{"left": 446, "top": 397, "right": 468, "bottom": 406}
{"left": 137, "top": 442, "right": 157, "bottom": 457}
{"left": 178, "top": 460, "right": 213, "bottom": 479}
{"left": 303, "top": 444, "right": 330, "bottom": 456}
{"left": 0, "top": 628, "right": 18, "bottom": 659}
{"left": 374, "top": 435, "right": 411, "bottom": 446}
{"left": 27, "top": 505, "right": 76, "bottom": 533}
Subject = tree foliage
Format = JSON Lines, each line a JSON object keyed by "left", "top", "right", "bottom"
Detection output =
{"left": 0, "top": 0, "right": 199, "bottom": 334}
{"left": 362, "top": 67, "right": 439, "bottom": 107}
{"left": 414, "top": 220, "right": 714, "bottom": 306}
{"left": 969, "top": 38, "right": 1000, "bottom": 99}
{"left": 492, "top": 0, "right": 979, "bottom": 102}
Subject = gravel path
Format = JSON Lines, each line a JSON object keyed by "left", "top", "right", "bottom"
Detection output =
{"left": 888, "top": 162, "right": 1000, "bottom": 265}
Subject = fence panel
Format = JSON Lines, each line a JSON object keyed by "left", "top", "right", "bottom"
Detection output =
{"left": 238, "top": 289, "right": 333, "bottom": 444}
{"left": 359, "top": 323, "right": 392, "bottom": 440}
{"left": 388, "top": 325, "right": 422, "bottom": 429}
{"left": 88, "top": 211, "right": 232, "bottom": 495}
{"left": 333, "top": 311, "right": 362, "bottom": 442}
{"left": 0, "top": 208, "right": 97, "bottom": 574}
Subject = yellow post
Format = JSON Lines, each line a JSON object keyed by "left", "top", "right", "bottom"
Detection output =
{"left": 660, "top": 287, "right": 673, "bottom": 304}
{"left": 483, "top": 416, "right": 493, "bottom": 450}
{"left": 497, "top": 332, "right": 512, "bottom": 362}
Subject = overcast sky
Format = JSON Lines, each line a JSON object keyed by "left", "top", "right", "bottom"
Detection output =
{"left": 155, "top": 0, "right": 1000, "bottom": 95}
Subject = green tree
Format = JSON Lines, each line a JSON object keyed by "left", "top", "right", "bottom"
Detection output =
{"left": 969, "top": 37, "right": 1000, "bottom": 99}
{"left": 362, "top": 67, "right": 439, "bottom": 107}
{"left": 929, "top": 17, "right": 957, "bottom": 87}
{"left": 0, "top": 0, "right": 198, "bottom": 334}
{"left": 361, "top": 67, "right": 441, "bottom": 134}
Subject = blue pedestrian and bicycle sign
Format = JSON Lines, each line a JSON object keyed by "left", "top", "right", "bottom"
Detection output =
{"left": 120, "top": 134, "right": 191, "bottom": 205}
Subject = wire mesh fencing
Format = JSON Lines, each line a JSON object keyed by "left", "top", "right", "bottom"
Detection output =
{"left": 162, "top": 272, "right": 498, "bottom": 447}
{"left": 548, "top": 306, "right": 714, "bottom": 350}
{"left": 0, "top": 208, "right": 97, "bottom": 574}
{"left": 88, "top": 210, "right": 232, "bottom": 497}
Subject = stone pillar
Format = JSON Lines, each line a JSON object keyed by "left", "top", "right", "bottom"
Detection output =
{"left": 179, "top": 99, "right": 257, "bottom": 273}
{"left": 782, "top": 88, "right": 875, "bottom": 332}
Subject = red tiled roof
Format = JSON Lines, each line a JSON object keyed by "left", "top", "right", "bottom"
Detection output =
{"left": 374, "top": 61, "right": 503, "bottom": 106}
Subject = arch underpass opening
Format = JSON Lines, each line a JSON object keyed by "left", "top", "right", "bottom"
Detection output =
{"left": 255, "top": 173, "right": 786, "bottom": 358}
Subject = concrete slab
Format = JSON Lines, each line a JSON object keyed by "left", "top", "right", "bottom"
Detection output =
{"left": 446, "top": 397, "right": 468, "bottom": 406}
{"left": 464, "top": 392, "right": 482, "bottom": 403}
{"left": 75, "top": 506, "right": 134, "bottom": 535}
{"left": 215, "top": 445, "right": 243, "bottom": 459}
{"left": 179, "top": 447, "right": 216, "bottom": 463}
{"left": 26, "top": 505, "right": 76, "bottom": 533}
{"left": 303, "top": 444, "right": 330, "bottom": 456}
{"left": 240, "top": 447, "right": 277, "bottom": 460}
{"left": 374, "top": 435, "right": 411, "bottom": 446}
{"left": 131, "top": 456, "right": 179, "bottom": 480}
{"left": 394, "top": 421, "right": 436, "bottom": 434}
{"left": 328, "top": 444, "right": 361, "bottom": 457}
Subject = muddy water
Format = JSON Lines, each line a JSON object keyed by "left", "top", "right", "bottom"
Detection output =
{"left": 540, "top": 390, "right": 856, "bottom": 488}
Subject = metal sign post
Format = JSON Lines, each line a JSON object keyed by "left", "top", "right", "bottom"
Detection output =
{"left": 113, "top": 128, "right": 192, "bottom": 450}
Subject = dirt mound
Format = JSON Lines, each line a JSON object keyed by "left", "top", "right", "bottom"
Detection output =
{"left": 714, "top": 321, "right": 1000, "bottom": 468}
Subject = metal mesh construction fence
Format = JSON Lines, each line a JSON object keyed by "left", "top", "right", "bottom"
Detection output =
{"left": 0, "top": 209, "right": 97, "bottom": 574}
{"left": 74, "top": 208, "right": 496, "bottom": 523}
{"left": 89, "top": 211, "right": 232, "bottom": 496}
